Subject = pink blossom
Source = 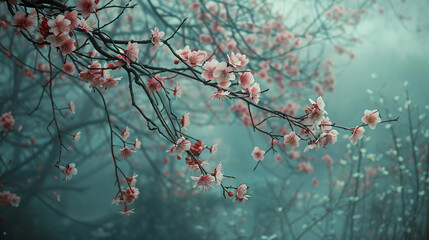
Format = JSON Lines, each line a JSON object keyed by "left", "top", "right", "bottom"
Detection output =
{"left": 181, "top": 113, "right": 191, "bottom": 129}
{"left": 317, "top": 129, "right": 339, "bottom": 147}
{"left": 59, "top": 163, "right": 78, "bottom": 180}
{"left": 13, "top": 10, "right": 37, "bottom": 32}
{"left": 59, "top": 39, "right": 76, "bottom": 55}
{"left": 361, "top": 109, "right": 381, "bottom": 129}
{"left": 233, "top": 184, "right": 250, "bottom": 203}
{"left": 305, "top": 96, "right": 327, "bottom": 128}
{"left": 249, "top": 83, "right": 261, "bottom": 104}
{"left": 272, "top": 154, "right": 281, "bottom": 163}
{"left": 201, "top": 59, "right": 218, "bottom": 80}
{"left": 151, "top": 27, "right": 165, "bottom": 49}
{"left": 120, "top": 146, "right": 136, "bottom": 159}
{"left": 102, "top": 76, "right": 121, "bottom": 90}
{"left": 234, "top": 53, "right": 249, "bottom": 69}
{"left": 349, "top": 126, "right": 365, "bottom": 145}
{"left": 124, "top": 42, "right": 139, "bottom": 65}
{"left": 191, "top": 174, "right": 215, "bottom": 190}
{"left": 68, "top": 101, "right": 75, "bottom": 114}
{"left": 187, "top": 50, "right": 207, "bottom": 66}
{"left": 64, "top": 11, "right": 79, "bottom": 30}
{"left": 134, "top": 139, "right": 141, "bottom": 149}
{"left": 213, "top": 62, "right": 235, "bottom": 87}
{"left": 173, "top": 82, "right": 182, "bottom": 97}
{"left": 166, "top": 137, "right": 191, "bottom": 156}
{"left": 78, "top": 18, "right": 93, "bottom": 32}
{"left": 284, "top": 132, "right": 299, "bottom": 149}
{"left": 251, "top": 146, "right": 265, "bottom": 161}
{"left": 209, "top": 144, "right": 218, "bottom": 154}
{"left": 213, "top": 162, "right": 223, "bottom": 185}
{"left": 79, "top": 61, "right": 101, "bottom": 84}
{"left": 46, "top": 33, "right": 69, "bottom": 47}
{"left": 62, "top": 62, "right": 75, "bottom": 75}
{"left": 146, "top": 74, "right": 165, "bottom": 92}
{"left": 76, "top": 0, "right": 97, "bottom": 19}
{"left": 123, "top": 186, "right": 140, "bottom": 204}
{"left": 312, "top": 178, "right": 319, "bottom": 186}
{"left": 322, "top": 153, "right": 333, "bottom": 165}
{"left": 227, "top": 53, "right": 242, "bottom": 68}
{"left": 119, "top": 207, "right": 135, "bottom": 216}
{"left": 289, "top": 150, "right": 299, "bottom": 159}
{"left": 239, "top": 71, "right": 254, "bottom": 89}
{"left": 72, "top": 131, "right": 81, "bottom": 142}
{"left": 0, "top": 112, "right": 15, "bottom": 131}
{"left": 120, "top": 126, "right": 130, "bottom": 140}
{"left": 0, "top": 191, "right": 20, "bottom": 207}
{"left": 47, "top": 15, "right": 71, "bottom": 35}
{"left": 320, "top": 117, "right": 332, "bottom": 132}
{"left": 211, "top": 88, "right": 230, "bottom": 100}
{"left": 176, "top": 45, "right": 191, "bottom": 60}
{"left": 297, "top": 162, "right": 313, "bottom": 174}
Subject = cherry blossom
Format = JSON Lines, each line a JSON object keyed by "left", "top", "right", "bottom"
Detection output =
{"left": 59, "top": 163, "right": 78, "bottom": 180}
{"left": 361, "top": 109, "right": 381, "bottom": 129}
{"left": 227, "top": 53, "right": 241, "bottom": 67}
{"left": 252, "top": 146, "right": 265, "bottom": 161}
{"left": 297, "top": 162, "right": 313, "bottom": 174}
{"left": 234, "top": 53, "right": 249, "bottom": 69}
{"left": 191, "top": 174, "right": 215, "bottom": 190}
{"left": 211, "top": 88, "right": 230, "bottom": 100}
{"left": 59, "top": 39, "right": 76, "bottom": 55}
{"left": 68, "top": 101, "right": 75, "bottom": 114}
{"left": 120, "top": 146, "right": 136, "bottom": 159}
{"left": 181, "top": 113, "right": 190, "bottom": 129}
{"left": 13, "top": 10, "right": 37, "bottom": 32}
{"left": 213, "top": 162, "right": 223, "bottom": 185}
{"left": 349, "top": 126, "right": 365, "bottom": 145}
{"left": 187, "top": 50, "right": 207, "bottom": 66}
{"left": 166, "top": 137, "right": 191, "bottom": 156}
{"left": 233, "top": 184, "right": 250, "bottom": 203}
{"left": 173, "top": 82, "right": 182, "bottom": 97}
{"left": 322, "top": 153, "right": 334, "bottom": 165}
{"left": 64, "top": 11, "right": 79, "bottom": 30}
{"left": 201, "top": 59, "right": 219, "bottom": 80}
{"left": 284, "top": 132, "right": 299, "bottom": 149}
{"left": 190, "top": 140, "right": 204, "bottom": 156}
{"left": 213, "top": 62, "right": 235, "bottom": 87}
{"left": 76, "top": 0, "right": 97, "bottom": 19}
{"left": 124, "top": 42, "right": 139, "bottom": 65}
{"left": 317, "top": 129, "right": 338, "bottom": 147}
{"left": 62, "top": 62, "right": 75, "bottom": 75}
{"left": 239, "top": 71, "right": 254, "bottom": 89}
{"left": 133, "top": 139, "right": 141, "bottom": 149}
{"left": 127, "top": 174, "right": 138, "bottom": 186}
{"left": 120, "top": 126, "right": 130, "bottom": 140}
{"left": 0, "top": 191, "right": 20, "bottom": 207}
{"left": 47, "top": 15, "right": 71, "bottom": 35}
{"left": 123, "top": 186, "right": 140, "bottom": 204}
{"left": 0, "top": 111, "right": 15, "bottom": 131}
{"left": 176, "top": 45, "right": 191, "bottom": 60}
{"left": 146, "top": 74, "right": 165, "bottom": 92}
{"left": 209, "top": 144, "right": 218, "bottom": 154}
{"left": 151, "top": 27, "right": 165, "bottom": 49}
{"left": 46, "top": 33, "right": 69, "bottom": 48}
{"left": 320, "top": 117, "right": 332, "bottom": 132}
{"left": 72, "top": 131, "right": 81, "bottom": 142}
{"left": 305, "top": 96, "right": 327, "bottom": 128}
{"left": 312, "top": 178, "right": 319, "bottom": 186}
{"left": 249, "top": 83, "right": 261, "bottom": 104}
{"left": 119, "top": 207, "right": 135, "bottom": 216}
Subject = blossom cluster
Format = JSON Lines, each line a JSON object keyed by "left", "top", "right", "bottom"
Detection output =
{"left": 0, "top": 191, "right": 21, "bottom": 207}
